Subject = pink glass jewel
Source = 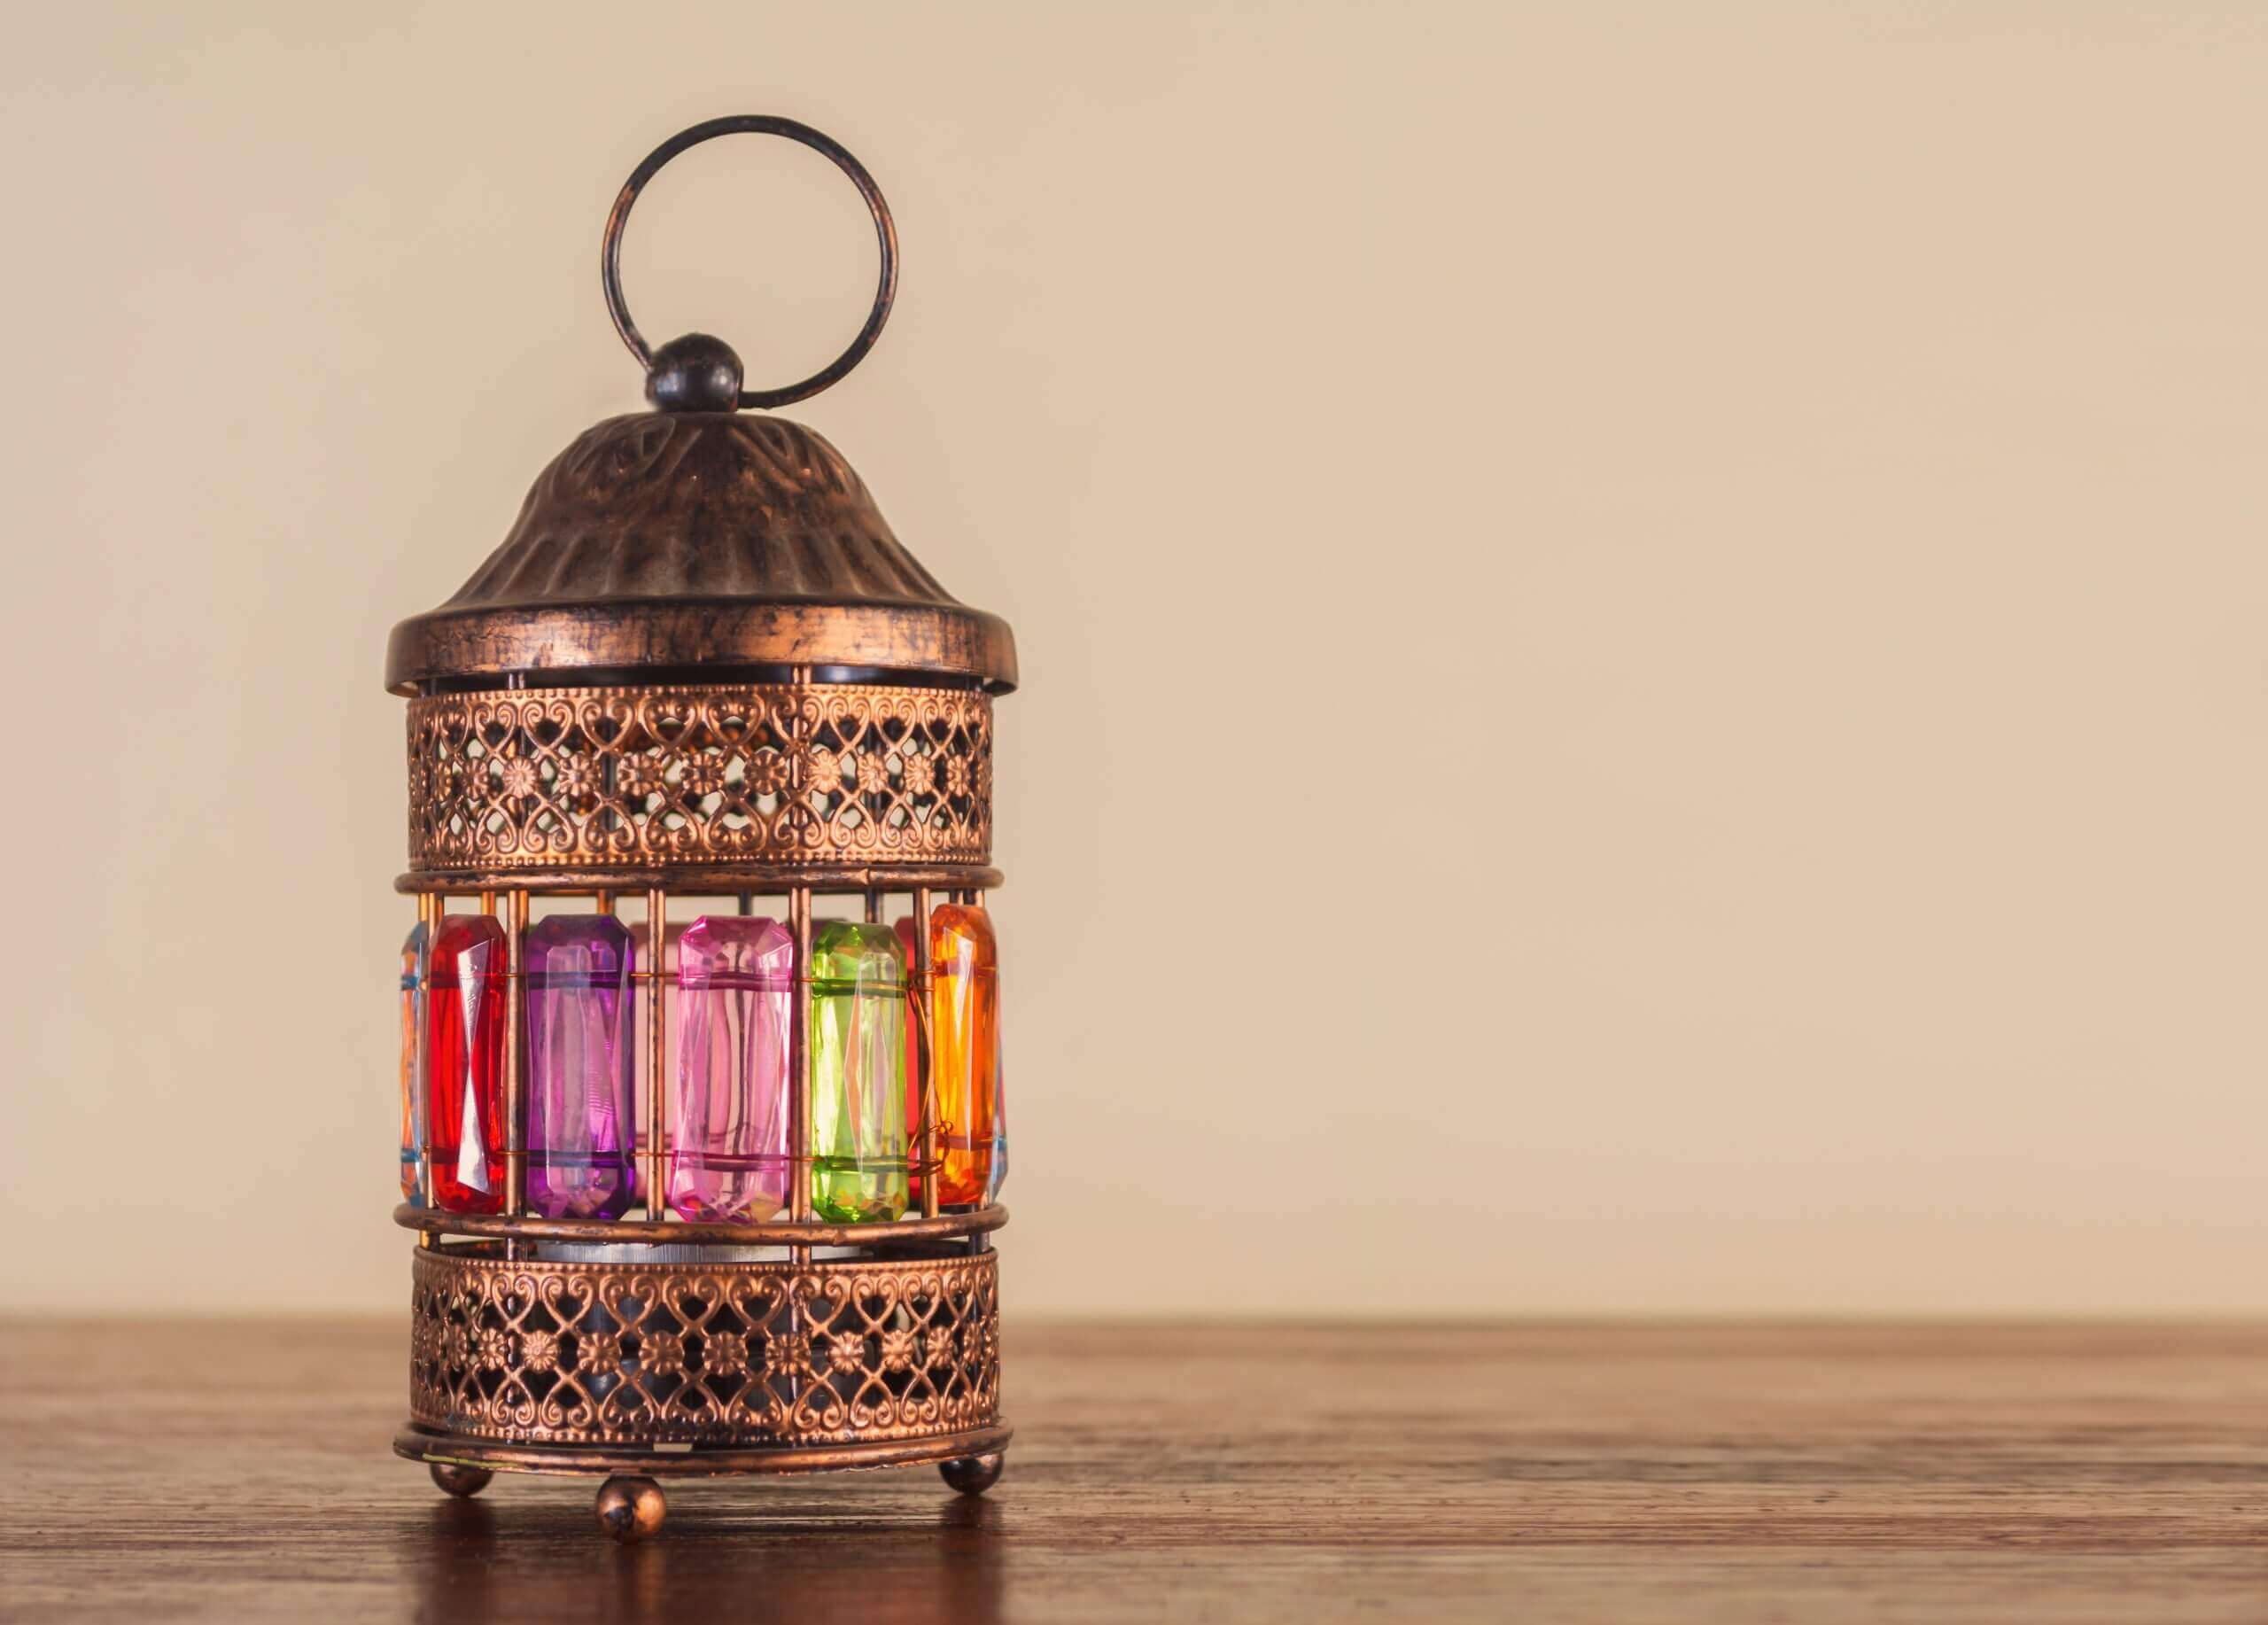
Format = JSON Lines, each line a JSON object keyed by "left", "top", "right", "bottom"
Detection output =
{"left": 669, "top": 916, "right": 796, "bottom": 1220}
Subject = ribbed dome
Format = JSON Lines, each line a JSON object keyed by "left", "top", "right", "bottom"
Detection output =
{"left": 384, "top": 411, "right": 1016, "bottom": 694}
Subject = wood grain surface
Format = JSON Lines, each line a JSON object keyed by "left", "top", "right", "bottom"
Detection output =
{"left": 4, "top": 1319, "right": 2266, "bottom": 1622}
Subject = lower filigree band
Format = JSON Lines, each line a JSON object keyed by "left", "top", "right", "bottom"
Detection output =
{"left": 409, "top": 1246, "right": 1001, "bottom": 1447}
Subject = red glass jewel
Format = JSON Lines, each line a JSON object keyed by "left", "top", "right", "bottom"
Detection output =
{"left": 427, "top": 913, "right": 508, "bottom": 1214}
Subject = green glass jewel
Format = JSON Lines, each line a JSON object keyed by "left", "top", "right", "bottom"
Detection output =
{"left": 808, "top": 920, "right": 908, "bottom": 1222}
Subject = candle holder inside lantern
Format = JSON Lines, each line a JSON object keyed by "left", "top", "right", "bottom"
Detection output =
{"left": 384, "top": 116, "right": 1014, "bottom": 1541}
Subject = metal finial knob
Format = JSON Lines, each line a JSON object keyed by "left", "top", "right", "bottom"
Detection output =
{"left": 644, "top": 332, "right": 745, "bottom": 413}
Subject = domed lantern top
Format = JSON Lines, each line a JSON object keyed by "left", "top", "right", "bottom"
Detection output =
{"left": 384, "top": 117, "right": 1016, "bottom": 697}
{"left": 382, "top": 409, "right": 1017, "bottom": 695}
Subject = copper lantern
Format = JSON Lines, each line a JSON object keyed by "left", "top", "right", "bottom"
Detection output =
{"left": 383, "top": 116, "right": 1014, "bottom": 1539}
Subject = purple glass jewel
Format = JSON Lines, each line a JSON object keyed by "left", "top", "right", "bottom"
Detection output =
{"left": 525, "top": 914, "right": 638, "bottom": 1219}
{"left": 670, "top": 916, "right": 796, "bottom": 1221}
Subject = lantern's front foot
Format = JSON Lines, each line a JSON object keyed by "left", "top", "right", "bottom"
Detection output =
{"left": 429, "top": 1462, "right": 493, "bottom": 1498}
{"left": 595, "top": 1475, "right": 667, "bottom": 1542}
{"left": 939, "top": 1450, "right": 1005, "bottom": 1496}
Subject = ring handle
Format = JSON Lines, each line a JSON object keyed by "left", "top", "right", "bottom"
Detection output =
{"left": 601, "top": 115, "right": 898, "bottom": 410}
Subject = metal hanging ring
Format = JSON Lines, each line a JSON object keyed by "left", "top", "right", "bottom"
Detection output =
{"left": 601, "top": 115, "right": 898, "bottom": 410}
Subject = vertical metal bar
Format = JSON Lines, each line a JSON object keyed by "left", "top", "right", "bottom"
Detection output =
{"left": 912, "top": 885, "right": 939, "bottom": 1219}
{"left": 788, "top": 890, "right": 813, "bottom": 1213}
{"left": 785, "top": 665, "right": 819, "bottom": 1412}
{"left": 966, "top": 890, "right": 989, "bottom": 1251}
{"left": 594, "top": 890, "right": 613, "bottom": 916}
{"left": 735, "top": 891, "right": 753, "bottom": 917}
{"left": 647, "top": 887, "right": 668, "bottom": 1225}
{"left": 416, "top": 890, "right": 437, "bottom": 1235}
{"left": 505, "top": 889, "right": 529, "bottom": 1226}
{"left": 863, "top": 888, "right": 882, "bottom": 924}
{"left": 788, "top": 885, "right": 813, "bottom": 1256}
{"left": 782, "top": 885, "right": 812, "bottom": 1424}
{"left": 479, "top": 890, "right": 497, "bottom": 917}
{"left": 500, "top": 683, "right": 527, "bottom": 1252}
{"left": 788, "top": 657, "right": 818, "bottom": 1264}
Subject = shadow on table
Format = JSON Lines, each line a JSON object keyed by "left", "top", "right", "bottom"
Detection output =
{"left": 406, "top": 1490, "right": 1006, "bottom": 1625}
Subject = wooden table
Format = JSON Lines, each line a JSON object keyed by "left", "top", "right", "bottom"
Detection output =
{"left": 4, "top": 1320, "right": 2264, "bottom": 1621}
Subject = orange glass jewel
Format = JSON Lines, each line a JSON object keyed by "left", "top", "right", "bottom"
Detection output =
{"left": 903, "top": 905, "right": 1000, "bottom": 1207}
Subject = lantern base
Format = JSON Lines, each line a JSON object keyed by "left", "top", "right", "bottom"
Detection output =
{"left": 427, "top": 1461, "right": 493, "bottom": 1497}
{"left": 938, "top": 1450, "right": 1006, "bottom": 1496}
{"left": 393, "top": 1422, "right": 1013, "bottom": 1481}
{"left": 400, "top": 1425, "right": 1012, "bottom": 1537}
{"left": 403, "top": 1434, "right": 1013, "bottom": 1540}
{"left": 395, "top": 1238, "right": 1007, "bottom": 1532}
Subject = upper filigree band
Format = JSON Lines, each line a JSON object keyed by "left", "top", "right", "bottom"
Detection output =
{"left": 408, "top": 683, "right": 993, "bottom": 875}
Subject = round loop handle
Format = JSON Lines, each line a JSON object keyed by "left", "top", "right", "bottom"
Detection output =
{"left": 601, "top": 115, "right": 898, "bottom": 410}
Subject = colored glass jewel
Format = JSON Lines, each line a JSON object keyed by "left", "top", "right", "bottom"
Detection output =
{"left": 525, "top": 914, "right": 638, "bottom": 1219}
{"left": 923, "top": 905, "right": 1003, "bottom": 1207}
{"left": 671, "top": 916, "right": 795, "bottom": 1221}
{"left": 398, "top": 922, "right": 427, "bottom": 1204}
{"left": 427, "top": 914, "right": 508, "bottom": 1214}
{"left": 810, "top": 921, "right": 908, "bottom": 1223}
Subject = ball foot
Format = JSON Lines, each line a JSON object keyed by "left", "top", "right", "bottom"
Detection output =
{"left": 939, "top": 1451, "right": 1005, "bottom": 1496}
{"left": 430, "top": 1462, "right": 493, "bottom": 1498}
{"left": 595, "top": 1475, "right": 667, "bottom": 1542}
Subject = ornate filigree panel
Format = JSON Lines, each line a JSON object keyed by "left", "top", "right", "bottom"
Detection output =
{"left": 407, "top": 685, "right": 992, "bottom": 873}
{"left": 409, "top": 1248, "right": 1001, "bottom": 1446}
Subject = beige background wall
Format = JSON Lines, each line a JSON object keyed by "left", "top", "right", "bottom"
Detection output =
{"left": 3, "top": 3, "right": 2264, "bottom": 1316}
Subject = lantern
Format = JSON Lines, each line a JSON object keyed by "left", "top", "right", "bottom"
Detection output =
{"left": 384, "top": 116, "right": 1015, "bottom": 1541}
